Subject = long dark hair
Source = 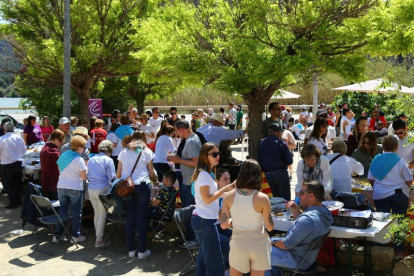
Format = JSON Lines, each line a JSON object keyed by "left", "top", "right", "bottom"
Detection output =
{"left": 352, "top": 116, "right": 368, "bottom": 142}
{"left": 27, "top": 115, "right": 36, "bottom": 127}
{"left": 236, "top": 159, "right": 262, "bottom": 191}
{"left": 189, "top": 142, "right": 218, "bottom": 183}
{"left": 360, "top": 132, "right": 377, "bottom": 157}
{"left": 309, "top": 117, "right": 328, "bottom": 142}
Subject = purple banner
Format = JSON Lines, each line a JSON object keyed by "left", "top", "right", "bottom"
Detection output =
{"left": 88, "top": 99, "right": 103, "bottom": 118}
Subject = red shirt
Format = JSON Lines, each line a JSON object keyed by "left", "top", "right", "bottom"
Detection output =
{"left": 90, "top": 128, "right": 107, "bottom": 153}
{"left": 369, "top": 116, "right": 386, "bottom": 131}
{"left": 40, "top": 143, "right": 60, "bottom": 192}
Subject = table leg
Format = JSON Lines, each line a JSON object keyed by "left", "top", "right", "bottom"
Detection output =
{"left": 364, "top": 238, "right": 372, "bottom": 276}
{"left": 347, "top": 239, "right": 353, "bottom": 276}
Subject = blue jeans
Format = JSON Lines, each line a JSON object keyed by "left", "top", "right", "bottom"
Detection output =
{"left": 55, "top": 188, "right": 83, "bottom": 238}
{"left": 191, "top": 215, "right": 226, "bottom": 276}
{"left": 179, "top": 177, "right": 196, "bottom": 241}
{"left": 265, "top": 169, "right": 290, "bottom": 201}
{"left": 374, "top": 192, "right": 409, "bottom": 251}
{"left": 125, "top": 183, "right": 150, "bottom": 253}
{"left": 265, "top": 242, "right": 298, "bottom": 276}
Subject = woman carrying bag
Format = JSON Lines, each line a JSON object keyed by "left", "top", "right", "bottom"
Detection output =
{"left": 116, "top": 131, "right": 158, "bottom": 259}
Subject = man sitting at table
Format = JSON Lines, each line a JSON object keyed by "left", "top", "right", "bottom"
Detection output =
{"left": 265, "top": 181, "right": 333, "bottom": 276}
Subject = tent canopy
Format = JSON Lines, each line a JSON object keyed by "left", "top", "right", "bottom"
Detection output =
{"left": 271, "top": 90, "right": 301, "bottom": 100}
{"left": 332, "top": 78, "right": 414, "bottom": 94}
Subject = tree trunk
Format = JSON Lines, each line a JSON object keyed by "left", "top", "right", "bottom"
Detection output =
{"left": 246, "top": 100, "right": 265, "bottom": 160}
{"left": 243, "top": 81, "right": 282, "bottom": 160}
{"left": 77, "top": 91, "right": 90, "bottom": 122}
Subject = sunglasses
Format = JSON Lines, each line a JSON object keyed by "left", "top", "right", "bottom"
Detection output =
{"left": 299, "top": 189, "right": 312, "bottom": 196}
{"left": 395, "top": 131, "right": 405, "bottom": 135}
{"left": 208, "top": 152, "right": 221, "bottom": 158}
{"left": 170, "top": 112, "right": 177, "bottom": 115}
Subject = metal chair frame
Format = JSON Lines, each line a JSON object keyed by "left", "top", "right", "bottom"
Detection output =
{"left": 30, "top": 195, "right": 78, "bottom": 256}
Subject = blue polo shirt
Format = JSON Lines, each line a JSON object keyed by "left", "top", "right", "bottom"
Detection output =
{"left": 257, "top": 135, "right": 293, "bottom": 172}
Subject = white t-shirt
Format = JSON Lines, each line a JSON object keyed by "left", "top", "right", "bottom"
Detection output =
{"left": 118, "top": 147, "right": 155, "bottom": 184}
{"left": 149, "top": 117, "right": 164, "bottom": 134}
{"left": 139, "top": 124, "right": 155, "bottom": 143}
{"left": 305, "top": 125, "right": 336, "bottom": 142}
{"left": 368, "top": 153, "right": 413, "bottom": 199}
{"left": 396, "top": 134, "right": 414, "bottom": 172}
{"left": 107, "top": 133, "right": 122, "bottom": 156}
{"left": 308, "top": 137, "right": 329, "bottom": 156}
{"left": 307, "top": 112, "right": 313, "bottom": 124}
{"left": 193, "top": 170, "right": 219, "bottom": 219}
{"left": 326, "top": 153, "right": 364, "bottom": 192}
{"left": 154, "top": 135, "right": 176, "bottom": 164}
{"left": 57, "top": 156, "right": 87, "bottom": 190}
{"left": 291, "top": 123, "right": 305, "bottom": 139}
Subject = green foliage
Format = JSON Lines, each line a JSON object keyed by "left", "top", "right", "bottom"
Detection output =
{"left": 0, "top": 0, "right": 150, "bottom": 117}
{"left": 331, "top": 92, "right": 398, "bottom": 120}
{"left": 18, "top": 84, "right": 80, "bottom": 126}
{"left": 385, "top": 204, "right": 414, "bottom": 246}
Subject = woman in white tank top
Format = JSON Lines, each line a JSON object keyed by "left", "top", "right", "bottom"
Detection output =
{"left": 221, "top": 160, "right": 274, "bottom": 276}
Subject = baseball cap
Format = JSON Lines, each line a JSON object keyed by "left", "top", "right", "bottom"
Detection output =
{"left": 300, "top": 105, "right": 306, "bottom": 110}
{"left": 210, "top": 113, "right": 224, "bottom": 125}
{"left": 268, "top": 123, "right": 282, "bottom": 132}
{"left": 316, "top": 109, "right": 328, "bottom": 117}
{"left": 59, "top": 117, "right": 70, "bottom": 125}
{"left": 320, "top": 103, "right": 326, "bottom": 107}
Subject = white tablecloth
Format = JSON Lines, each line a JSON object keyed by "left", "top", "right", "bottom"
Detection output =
{"left": 273, "top": 215, "right": 394, "bottom": 244}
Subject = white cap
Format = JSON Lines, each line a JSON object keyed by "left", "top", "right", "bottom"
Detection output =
{"left": 59, "top": 117, "right": 70, "bottom": 125}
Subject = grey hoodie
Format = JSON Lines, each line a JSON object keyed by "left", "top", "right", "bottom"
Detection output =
{"left": 283, "top": 205, "right": 334, "bottom": 268}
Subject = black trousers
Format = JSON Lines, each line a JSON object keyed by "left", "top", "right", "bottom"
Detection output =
{"left": 153, "top": 163, "right": 171, "bottom": 182}
{"left": 1, "top": 161, "right": 23, "bottom": 207}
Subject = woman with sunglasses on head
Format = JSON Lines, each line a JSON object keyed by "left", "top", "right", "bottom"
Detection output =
{"left": 296, "top": 144, "right": 333, "bottom": 202}
{"left": 307, "top": 117, "right": 329, "bottom": 156}
{"left": 23, "top": 115, "right": 42, "bottom": 146}
{"left": 351, "top": 132, "right": 383, "bottom": 177}
{"left": 221, "top": 159, "right": 273, "bottom": 276}
{"left": 191, "top": 142, "right": 235, "bottom": 276}
{"left": 346, "top": 116, "right": 368, "bottom": 156}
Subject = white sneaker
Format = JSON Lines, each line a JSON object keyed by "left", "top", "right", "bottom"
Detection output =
{"left": 70, "top": 235, "right": 86, "bottom": 244}
{"left": 128, "top": 250, "right": 136, "bottom": 258}
{"left": 138, "top": 250, "right": 151, "bottom": 260}
{"left": 52, "top": 236, "right": 67, "bottom": 243}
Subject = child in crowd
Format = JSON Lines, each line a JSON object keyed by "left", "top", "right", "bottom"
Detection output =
{"left": 90, "top": 119, "right": 107, "bottom": 153}
{"left": 148, "top": 171, "right": 177, "bottom": 220}
{"left": 216, "top": 168, "right": 232, "bottom": 238}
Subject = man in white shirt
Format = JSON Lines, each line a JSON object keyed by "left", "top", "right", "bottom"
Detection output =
{"left": 388, "top": 114, "right": 407, "bottom": 136}
{"left": 149, "top": 107, "right": 164, "bottom": 134}
{"left": 326, "top": 140, "right": 364, "bottom": 192}
{"left": 393, "top": 119, "right": 414, "bottom": 171}
{"left": 197, "top": 113, "right": 245, "bottom": 145}
{"left": 304, "top": 109, "right": 336, "bottom": 144}
{"left": 227, "top": 102, "right": 237, "bottom": 130}
{"left": 0, "top": 122, "right": 26, "bottom": 208}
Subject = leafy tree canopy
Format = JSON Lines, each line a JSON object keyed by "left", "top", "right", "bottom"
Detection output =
{"left": 133, "top": 0, "right": 397, "bottom": 158}
{"left": 0, "top": 0, "right": 150, "bottom": 118}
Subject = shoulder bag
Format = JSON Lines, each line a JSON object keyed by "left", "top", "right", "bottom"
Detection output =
{"left": 116, "top": 150, "right": 143, "bottom": 197}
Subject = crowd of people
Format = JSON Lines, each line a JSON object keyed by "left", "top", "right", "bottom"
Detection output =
{"left": 0, "top": 100, "right": 413, "bottom": 275}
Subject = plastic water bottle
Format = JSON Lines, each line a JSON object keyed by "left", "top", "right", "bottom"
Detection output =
{"left": 13, "top": 229, "right": 23, "bottom": 235}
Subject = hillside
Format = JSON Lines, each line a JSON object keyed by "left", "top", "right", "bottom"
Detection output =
{"left": 0, "top": 40, "right": 21, "bottom": 97}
